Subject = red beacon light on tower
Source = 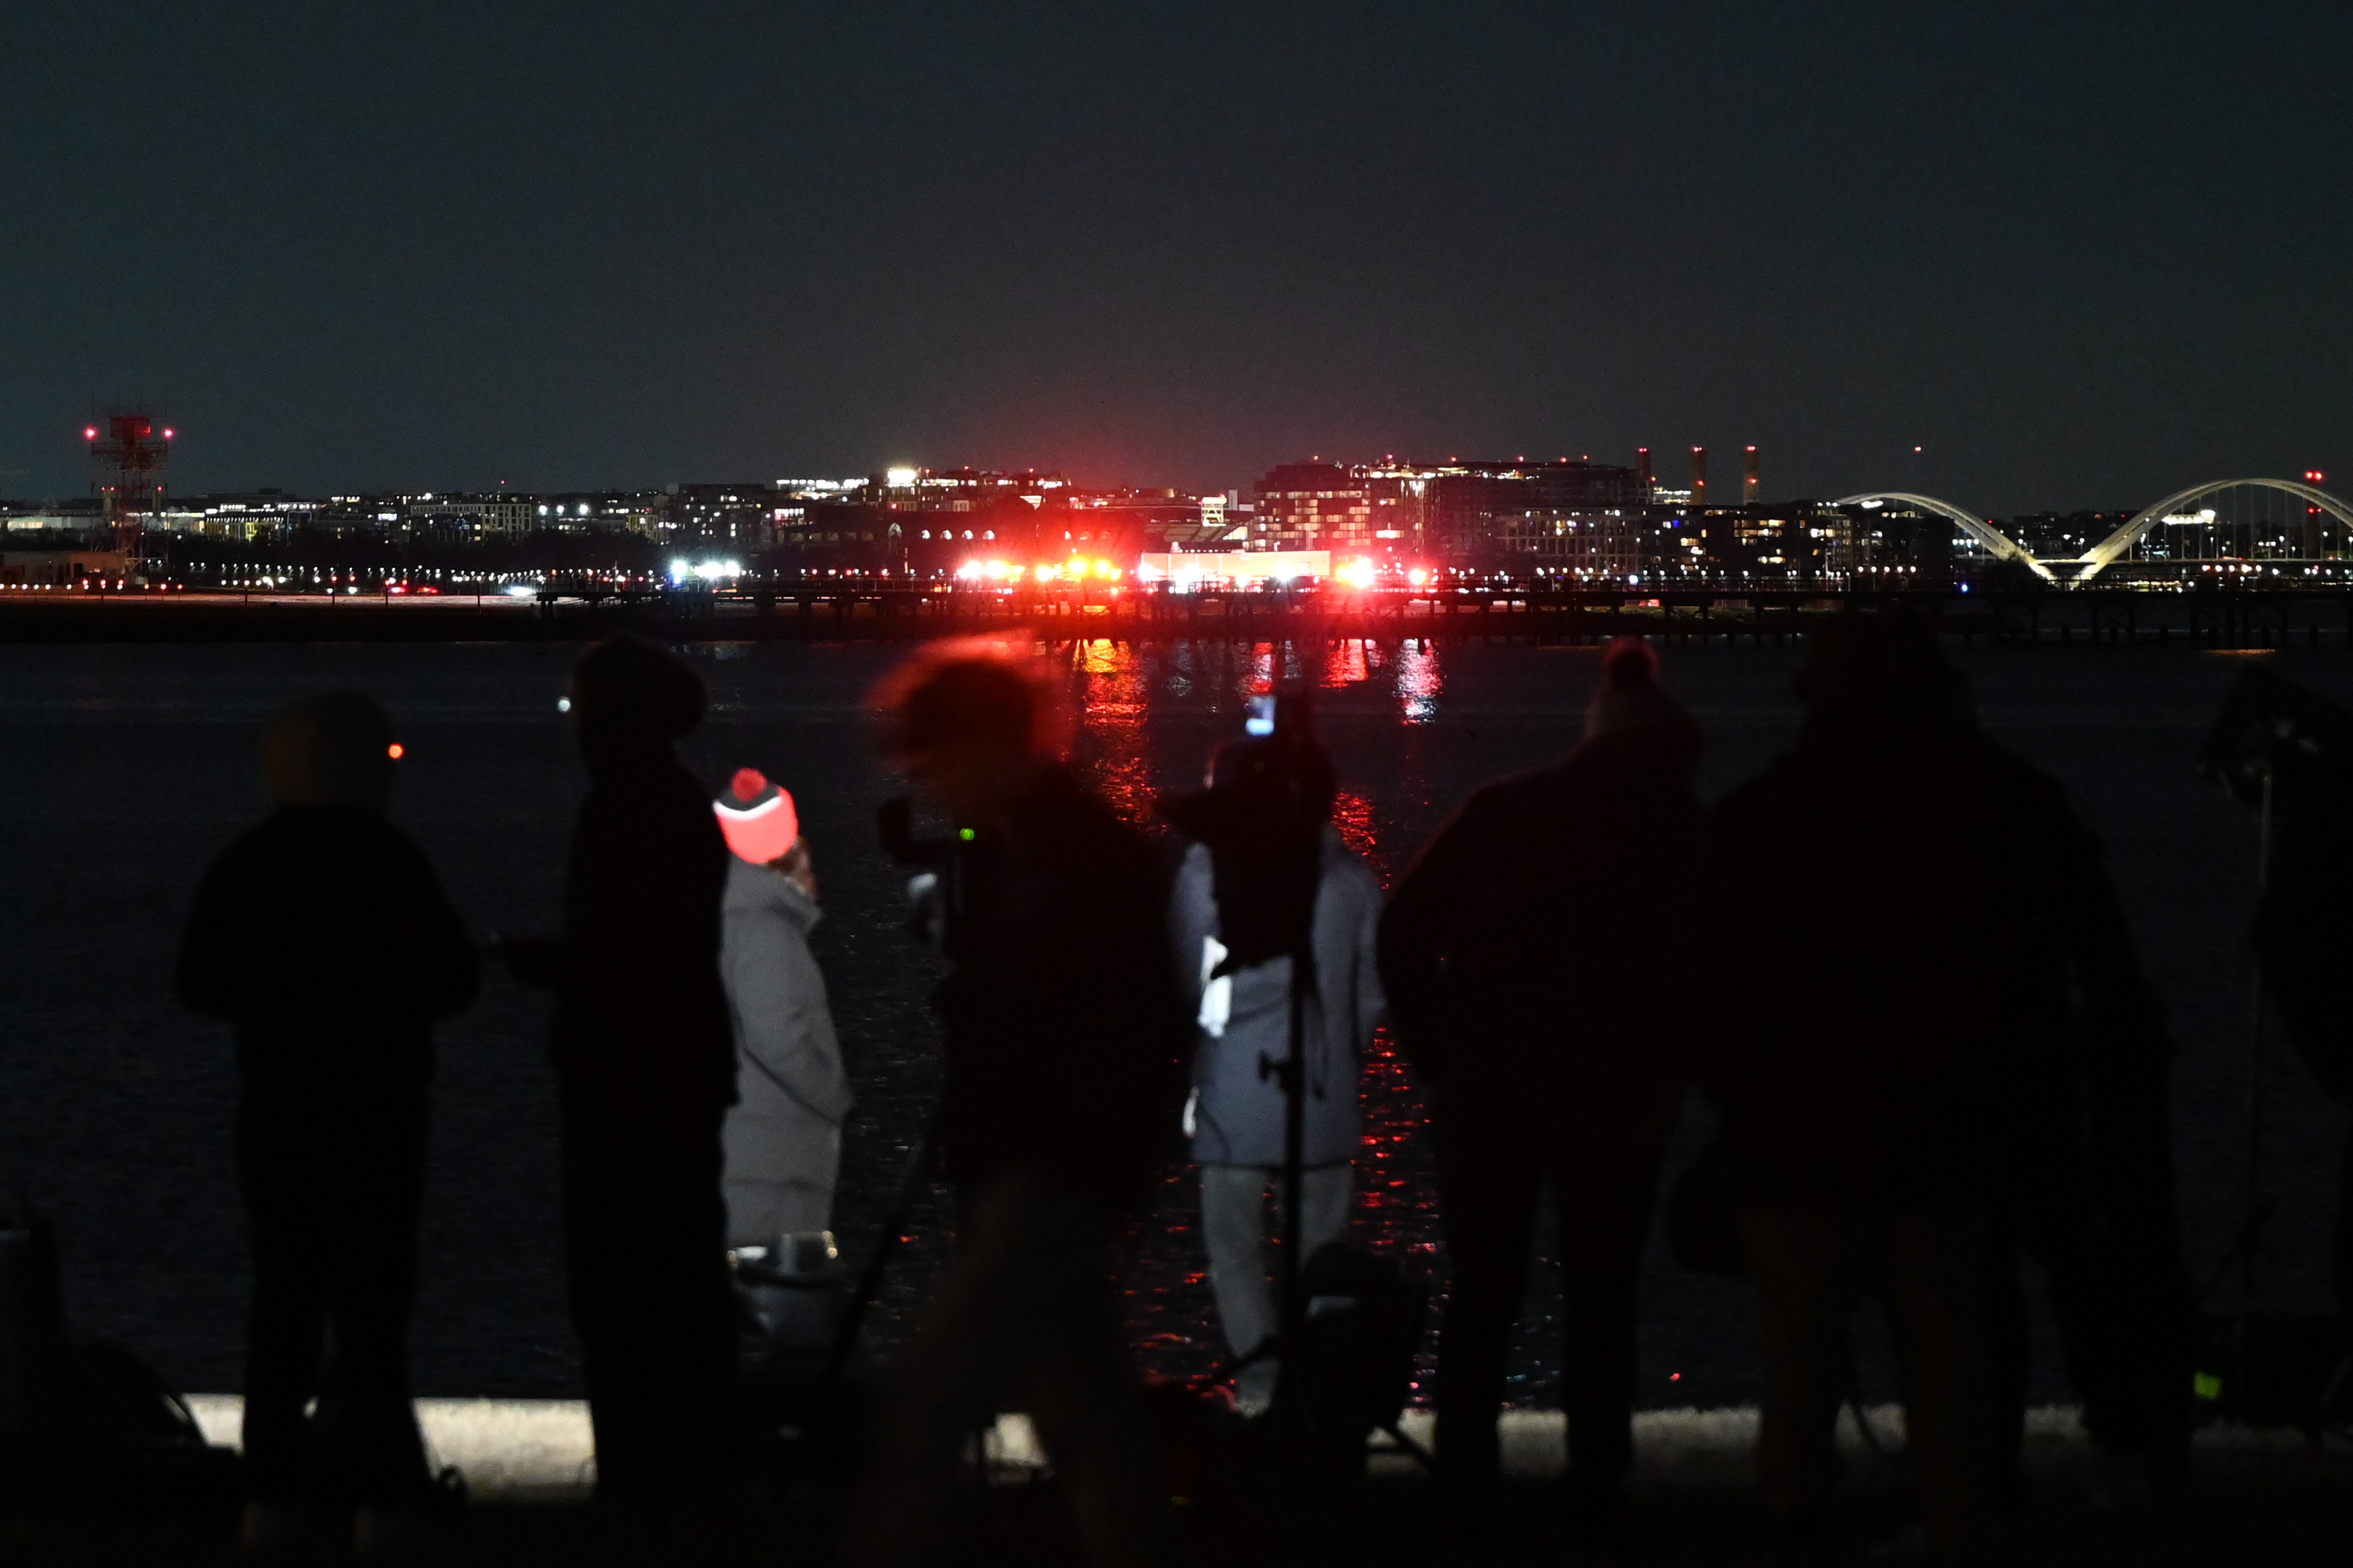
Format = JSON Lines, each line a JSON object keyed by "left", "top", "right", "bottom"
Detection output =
{"left": 2307, "top": 470, "right": 2326, "bottom": 485}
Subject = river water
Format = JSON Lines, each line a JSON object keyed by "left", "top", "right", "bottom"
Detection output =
{"left": 0, "top": 637, "right": 2341, "bottom": 1410}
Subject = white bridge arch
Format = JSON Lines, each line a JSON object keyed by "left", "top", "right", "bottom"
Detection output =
{"left": 1828, "top": 492, "right": 2056, "bottom": 582}
{"left": 2072, "top": 477, "right": 2353, "bottom": 582}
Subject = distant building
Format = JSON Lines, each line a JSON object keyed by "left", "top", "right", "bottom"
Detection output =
{"left": 1251, "top": 462, "right": 1411, "bottom": 553}
{"left": 1251, "top": 457, "right": 1646, "bottom": 565}
{"left": 1496, "top": 509, "right": 1650, "bottom": 584}
{"left": 665, "top": 484, "right": 787, "bottom": 547}
{"left": 405, "top": 493, "right": 538, "bottom": 538}
{"left": 1840, "top": 502, "right": 1955, "bottom": 588}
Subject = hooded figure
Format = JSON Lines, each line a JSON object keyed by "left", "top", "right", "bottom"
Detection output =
{"left": 176, "top": 690, "right": 476, "bottom": 1551}
{"left": 500, "top": 634, "right": 737, "bottom": 1520}
{"left": 712, "top": 769, "right": 852, "bottom": 1245}
{"left": 1164, "top": 724, "right": 1386, "bottom": 1414}
{"left": 1380, "top": 637, "right": 1703, "bottom": 1539}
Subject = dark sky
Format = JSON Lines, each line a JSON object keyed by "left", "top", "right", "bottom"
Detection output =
{"left": 4, "top": 1, "right": 2347, "bottom": 514}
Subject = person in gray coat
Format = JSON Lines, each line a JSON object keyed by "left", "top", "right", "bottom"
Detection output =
{"left": 1167, "top": 743, "right": 1386, "bottom": 1414}
{"left": 712, "top": 769, "right": 853, "bottom": 1246}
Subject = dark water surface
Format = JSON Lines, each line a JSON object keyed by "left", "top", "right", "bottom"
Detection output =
{"left": 0, "top": 639, "right": 2342, "bottom": 1410}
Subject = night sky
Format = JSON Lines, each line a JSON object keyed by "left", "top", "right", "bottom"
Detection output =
{"left": 4, "top": 1, "right": 2347, "bottom": 513}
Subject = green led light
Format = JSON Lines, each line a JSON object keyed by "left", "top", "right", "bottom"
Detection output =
{"left": 959, "top": 826, "right": 976, "bottom": 841}
{"left": 2192, "top": 1372, "right": 2222, "bottom": 1401}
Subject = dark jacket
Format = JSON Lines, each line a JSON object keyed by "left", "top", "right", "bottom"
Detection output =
{"left": 1703, "top": 720, "right": 2167, "bottom": 1213}
{"left": 1379, "top": 727, "right": 1705, "bottom": 1131}
{"left": 933, "top": 766, "right": 1185, "bottom": 1196}
{"left": 532, "top": 754, "right": 737, "bottom": 1121}
{"left": 177, "top": 806, "right": 478, "bottom": 1120}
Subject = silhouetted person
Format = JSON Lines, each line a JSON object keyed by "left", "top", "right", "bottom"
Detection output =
{"left": 1703, "top": 617, "right": 2184, "bottom": 1563}
{"left": 849, "top": 648, "right": 1183, "bottom": 1568}
{"left": 176, "top": 690, "right": 476, "bottom": 1553}
{"left": 1165, "top": 725, "right": 1386, "bottom": 1416}
{"left": 500, "top": 634, "right": 738, "bottom": 1522}
{"left": 2222, "top": 667, "right": 2353, "bottom": 1329}
{"left": 712, "top": 769, "right": 850, "bottom": 1245}
{"left": 1380, "top": 638, "right": 1703, "bottom": 1540}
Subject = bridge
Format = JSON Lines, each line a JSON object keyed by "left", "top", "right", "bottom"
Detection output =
{"left": 1835, "top": 477, "right": 2353, "bottom": 584}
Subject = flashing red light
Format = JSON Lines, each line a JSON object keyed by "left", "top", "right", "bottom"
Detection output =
{"left": 83, "top": 427, "right": 96, "bottom": 440}
{"left": 2307, "top": 471, "right": 2326, "bottom": 483}
{"left": 387, "top": 743, "right": 405, "bottom": 760}
{"left": 163, "top": 428, "right": 175, "bottom": 439}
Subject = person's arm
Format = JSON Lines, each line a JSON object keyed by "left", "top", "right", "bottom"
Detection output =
{"left": 1168, "top": 846, "right": 1217, "bottom": 1021}
{"left": 729, "top": 914, "right": 853, "bottom": 1125}
{"left": 2043, "top": 786, "right": 2180, "bottom": 1239}
{"left": 2049, "top": 790, "right": 2170, "bottom": 1087}
{"left": 1376, "top": 801, "right": 1481, "bottom": 1078}
{"left": 399, "top": 839, "right": 480, "bottom": 1018}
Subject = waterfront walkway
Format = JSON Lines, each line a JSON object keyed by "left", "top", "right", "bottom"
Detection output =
{"left": 0, "top": 1397, "right": 2277, "bottom": 1565}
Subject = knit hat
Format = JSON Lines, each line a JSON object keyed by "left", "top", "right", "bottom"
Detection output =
{"left": 1586, "top": 638, "right": 1697, "bottom": 739}
{"left": 714, "top": 768, "right": 800, "bottom": 865}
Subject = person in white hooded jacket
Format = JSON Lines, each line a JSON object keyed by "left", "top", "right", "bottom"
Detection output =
{"left": 712, "top": 769, "right": 853, "bottom": 1246}
{"left": 1165, "top": 731, "right": 1385, "bottom": 1414}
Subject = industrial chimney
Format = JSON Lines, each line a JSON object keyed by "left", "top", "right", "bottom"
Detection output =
{"left": 1743, "top": 445, "right": 1759, "bottom": 505}
{"left": 1690, "top": 446, "right": 1708, "bottom": 507}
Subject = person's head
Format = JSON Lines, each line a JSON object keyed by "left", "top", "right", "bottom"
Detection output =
{"left": 1797, "top": 614, "right": 1962, "bottom": 739}
{"left": 1583, "top": 637, "right": 1700, "bottom": 770}
{"left": 569, "top": 634, "right": 704, "bottom": 774}
{"left": 1206, "top": 732, "right": 1336, "bottom": 820}
{"left": 263, "top": 689, "right": 398, "bottom": 812}
{"left": 715, "top": 768, "right": 801, "bottom": 864}
{"left": 872, "top": 644, "right": 1056, "bottom": 824}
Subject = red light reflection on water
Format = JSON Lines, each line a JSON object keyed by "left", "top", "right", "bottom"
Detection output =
{"left": 1394, "top": 638, "right": 1442, "bottom": 724}
{"left": 1065, "top": 638, "right": 1153, "bottom": 821}
{"left": 1331, "top": 789, "right": 1379, "bottom": 864}
{"left": 1321, "top": 639, "right": 1369, "bottom": 687}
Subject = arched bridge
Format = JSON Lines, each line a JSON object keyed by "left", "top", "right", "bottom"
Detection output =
{"left": 1835, "top": 478, "right": 2353, "bottom": 585}
{"left": 1829, "top": 492, "right": 2057, "bottom": 582}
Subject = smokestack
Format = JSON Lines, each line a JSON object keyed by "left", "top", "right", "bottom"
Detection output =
{"left": 1743, "top": 445, "right": 1759, "bottom": 505}
{"left": 1636, "top": 447, "right": 1653, "bottom": 491}
{"left": 1691, "top": 446, "right": 1708, "bottom": 507}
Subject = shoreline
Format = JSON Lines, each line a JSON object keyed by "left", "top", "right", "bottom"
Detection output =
{"left": 0, "top": 586, "right": 2341, "bottom": 648}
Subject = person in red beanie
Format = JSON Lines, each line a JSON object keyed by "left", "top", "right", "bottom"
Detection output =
{"left": 712, "top": 769, "right": 850, "bottom": 1248}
